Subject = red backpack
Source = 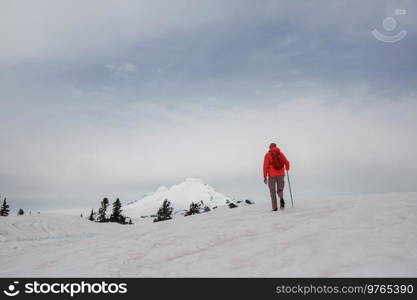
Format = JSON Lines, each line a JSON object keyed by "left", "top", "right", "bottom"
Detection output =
{"left": 270, "top": 150, "right": 285, "bottom": 170}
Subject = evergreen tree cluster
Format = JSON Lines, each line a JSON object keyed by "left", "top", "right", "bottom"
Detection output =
{"left": 0, "top": 196, "right": 10, "bottom": 216}
{"left": 89, "top": 197, "right": 132, "bottom": 225}
{"left": 0, "top": 196, "right": 27, "bottom": 216}
{"left": 184, "top": 202, "right": 201, "bottom": 216}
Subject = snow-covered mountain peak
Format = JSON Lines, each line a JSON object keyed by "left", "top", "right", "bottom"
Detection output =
{"left": 123, "top": 178, "right": 231, "bottom": 218}
{"left": 169, "top": 178, "right": 211, "bottom": 193}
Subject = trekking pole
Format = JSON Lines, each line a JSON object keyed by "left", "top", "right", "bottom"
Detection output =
{"left": 286, "top": 170, "right": 294, "bottom": 208}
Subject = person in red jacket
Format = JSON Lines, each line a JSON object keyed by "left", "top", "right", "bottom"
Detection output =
{"left": 263, "top": 143, "right": 290, "bottom": 211}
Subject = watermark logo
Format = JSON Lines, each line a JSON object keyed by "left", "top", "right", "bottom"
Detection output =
{"left": 2, "top": 280, "right": 127, "bottom": 297}
{"left": 3, "top": 281, "right": 20, "bottom": 297}
{"left": 372, "top": 9, "right": 407, "bottom": 43}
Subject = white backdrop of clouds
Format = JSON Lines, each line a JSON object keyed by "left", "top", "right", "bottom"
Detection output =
{"left": 2, "top": 90, "right": 417, "bottom": 210}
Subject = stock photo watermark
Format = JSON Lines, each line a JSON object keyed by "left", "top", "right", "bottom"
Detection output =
{"left": 372, "top": 9, "right": 408, "bottom": 43}
{"left": 2, "top": 280, "right": 128, "bottom": 298}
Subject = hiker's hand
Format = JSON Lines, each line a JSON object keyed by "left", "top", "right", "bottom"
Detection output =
{"left": 264, "top": 178, "right": 267, "bottom": 184}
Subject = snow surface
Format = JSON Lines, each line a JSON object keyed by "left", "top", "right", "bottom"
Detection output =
{"left": 123, "top": 178, "right": 232, "bottom": 217}
{"left": 1, "top": 192, "right": 416, "bottom": 277}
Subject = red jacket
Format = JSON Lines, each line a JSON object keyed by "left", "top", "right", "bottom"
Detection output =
{"left": 263, "top": 146, "right": 290, "bottom": 178}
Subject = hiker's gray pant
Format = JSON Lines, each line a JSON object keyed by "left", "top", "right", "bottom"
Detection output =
{"left": 268, "top": 175, "right": 285, "bottom": 210}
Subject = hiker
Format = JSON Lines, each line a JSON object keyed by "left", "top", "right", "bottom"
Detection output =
{"left": 263, "top": 143, "right": 290, "bottom": 211}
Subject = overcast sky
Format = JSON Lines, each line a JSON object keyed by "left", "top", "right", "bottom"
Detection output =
{"left": 1, "top": 0, "right": 416, "bottom": 212}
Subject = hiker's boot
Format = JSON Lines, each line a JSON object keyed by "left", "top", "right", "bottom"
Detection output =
{"left": 280, "top": 199, "right": 285, "bottom": 210}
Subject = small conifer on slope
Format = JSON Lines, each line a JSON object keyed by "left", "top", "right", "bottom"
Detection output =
{"left": 153, "top": 199, "right": 173, "bottom": 222}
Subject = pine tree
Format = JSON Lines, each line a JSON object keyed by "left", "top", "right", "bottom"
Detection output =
{"left": 110, "top": 198, "right": 125, "bottom": 224}
{"left": 153, "top": 199, "right": 173, "bottom": 222}
{"left": 0, "top": 197, "right": 10, "bottom": 216}
{"left": 18, "top": 208, "right": 24, "bottom": 215}
{"left": 184, "top": 202, "right": 201, "bottom": 216}
{"left": 88, "top": 209, "right": 95, "bottom": 221}
{"left": 128, "top": 218, "right": 133, "bottom": 225}
{"left": 97, "top": 197, "right": 109, "bottom": 222}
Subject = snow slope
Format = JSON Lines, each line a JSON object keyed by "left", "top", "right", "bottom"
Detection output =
{"left": 123, "top": 178, "right": 232, "bottom": 218}
{"left": 1, "top": 192, "right": 416, "bottom": 277}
